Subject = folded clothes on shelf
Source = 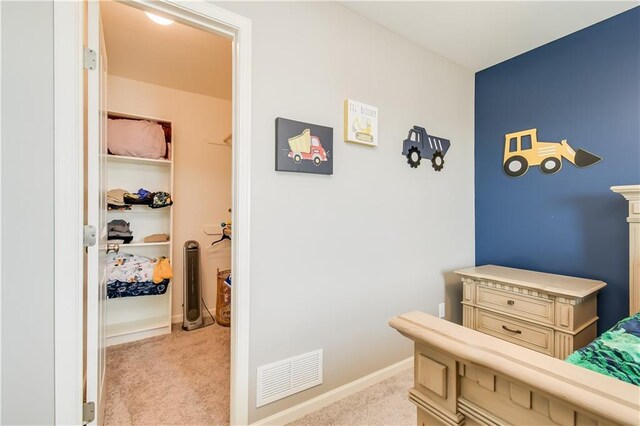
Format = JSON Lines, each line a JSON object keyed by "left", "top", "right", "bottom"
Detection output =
{"left": 107, "top": 187, "right": 173, "bottom": 209}
{"left": 107, "top": 188, "right": 128, "bottom": 206}
{"left": 107, "top": 279, "right": 169, "bottom": 299}
{"left": 108, "top": 252, "right": 154, "bottom": 284}
{"left": 106, "top": 252, "right": 172, "bottom": 298}
{"left": 108, "top": 219, "right": 133, "bottom": 243}
{"left": 124, "top": 188, "right": 155, "bottom": 205}
{"left": 144, "top": 233, "right": 170, "bottom": 243}
{"left": 150, "top": 191, "right": 173, "bottom": 209}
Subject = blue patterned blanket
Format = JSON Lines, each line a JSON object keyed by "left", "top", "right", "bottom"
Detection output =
{"left": 107, "top": 279, "right": 169, "bottom": 299}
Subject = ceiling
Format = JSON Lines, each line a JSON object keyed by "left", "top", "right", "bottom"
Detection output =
{"left": 101, "top": 1, "right": 232, "bottom": 100}
{"left": 343, "top": 2, "right": 638, "bottom": 71}
{"left": 100, "top": 2, "right": 637, "bottom": 92}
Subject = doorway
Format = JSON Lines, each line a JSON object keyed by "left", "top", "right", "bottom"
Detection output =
{"left": 96, "top": 1, "right": 233, "bottom": 424}
{"left": 52, "top": 1, "right": 251, "bottom": 424}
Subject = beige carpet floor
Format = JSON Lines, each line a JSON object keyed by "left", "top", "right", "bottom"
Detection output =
{"left": 105, "top": 324, "right": 413, "bottom": 426}
{"left": 286, "top": 368, "right": 415, "bottom": 426}
{"left": 104, "top": 323, "right": 231, "bottom": 426}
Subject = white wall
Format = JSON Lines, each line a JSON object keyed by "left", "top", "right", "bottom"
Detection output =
{"left": 219, "top": 2, "right": 475, "bottom": 422}
{"left": 0, "top": 2, "right": 475, "bottom": 423}
{"left": 1, "top": 1, "right": 56, "bottom": 423}
{"left": 106, "top": 76, "right": 232, "bottom": 321}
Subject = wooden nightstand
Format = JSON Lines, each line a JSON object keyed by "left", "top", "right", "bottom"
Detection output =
{"left": 456, "top": 265, "right": 606, "bottom": 359}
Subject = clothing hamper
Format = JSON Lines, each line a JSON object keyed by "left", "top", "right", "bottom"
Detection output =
{"left": 216, "top": 269, "right": 231, "bottom": 327}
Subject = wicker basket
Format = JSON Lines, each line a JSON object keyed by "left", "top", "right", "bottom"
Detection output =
{"left": 216, "top": 269, "right": 231, "bottom": 327}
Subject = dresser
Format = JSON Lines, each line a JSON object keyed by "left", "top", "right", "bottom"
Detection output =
{"left": 457, "top": 265, "right": 606, "bottom": 359}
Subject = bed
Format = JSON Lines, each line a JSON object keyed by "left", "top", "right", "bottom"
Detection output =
{"left": 390, "top": 185, "right": 640, "bottom": 426}
{"left": 390, "top": 312, "right": 639, "bottom": 425}
{"left": 566, "top": 313, "right": 640, "bottom": 386}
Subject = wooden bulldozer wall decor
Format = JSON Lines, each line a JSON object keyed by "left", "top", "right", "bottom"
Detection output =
{"left": 503, "top": 129, "right": 602, "bottom": 177}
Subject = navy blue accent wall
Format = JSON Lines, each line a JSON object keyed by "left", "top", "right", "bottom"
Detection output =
{"left": 475, "top": 8, "right": 640, "bottom": 333}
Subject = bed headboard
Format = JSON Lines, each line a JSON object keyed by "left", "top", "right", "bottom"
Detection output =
{"left": 611, "top": 185, "right": 640, "bottom": 315}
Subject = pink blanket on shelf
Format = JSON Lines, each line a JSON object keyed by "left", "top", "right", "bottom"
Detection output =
{"left": 107, "top": 118, "right": 167, "bottom": 159}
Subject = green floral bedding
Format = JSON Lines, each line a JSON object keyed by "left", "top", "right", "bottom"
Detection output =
{"left": 566, "top": 313, "right": 640, "bottom": 385}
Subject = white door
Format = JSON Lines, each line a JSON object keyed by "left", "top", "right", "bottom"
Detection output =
{"left": 86, "top": 1, "right": 109, "bottom": 424}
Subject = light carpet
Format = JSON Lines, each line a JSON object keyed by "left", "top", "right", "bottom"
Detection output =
{"left": 105, "top": 323, "right": 413, "bottom": 426}
{"left": 286, "top": 368, "right": 415, "bottom": 426}
{"left": 104, "top": 322, "right": 230, "bottom": 426}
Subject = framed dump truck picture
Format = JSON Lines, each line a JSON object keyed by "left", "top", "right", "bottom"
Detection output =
{"left": 344, "top": 99, "right": 378, "bottom": 146}
{"left": 275, "top": 117, "right": 333, "bottom": 175}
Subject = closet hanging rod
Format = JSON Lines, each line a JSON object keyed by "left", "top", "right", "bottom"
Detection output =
{"left": 210, "top": 223, "right": 231, "bottom": 246}
{"left": 207, "top": 134, "right": 232, "bottom": 147}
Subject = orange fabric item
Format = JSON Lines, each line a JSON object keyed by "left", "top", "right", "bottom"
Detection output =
{"left": 153, "top": 257, "right": 173, "bottom": 284}
{"left": 144, "top": 233, "right": 169, "bottom": 243}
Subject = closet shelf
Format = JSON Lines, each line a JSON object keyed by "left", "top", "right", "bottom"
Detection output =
{"left": 106, "top": 112, "right": 173, "bottom": 347}
{"left": 108, "top": 205, "right": 171, "bottom": 213}
{"left": 107, "top": 154, "right": 171, "bottom": 166}
{"left": 121, "top": 241, "right": 171, "bottom": 248}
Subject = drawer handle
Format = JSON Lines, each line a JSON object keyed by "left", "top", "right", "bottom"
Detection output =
{"left": 502, "top": 325, "right": 522, "bottom": 334}
{"left": 507, "top": 300, "right": 515, "bottom": 305}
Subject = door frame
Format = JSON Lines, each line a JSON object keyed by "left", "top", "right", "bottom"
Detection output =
{"left": 52, "top": 1, "right": 252, "bottom": 424}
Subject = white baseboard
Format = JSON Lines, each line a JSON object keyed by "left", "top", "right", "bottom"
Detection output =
{"left": 250, "top": 356, "right": 413, "bottom": 426}
{"left": 106, "top": 325, "right": 171, "bottom": 347}
{"left": 172, "top": 312, "right": 218, "bottom": 325}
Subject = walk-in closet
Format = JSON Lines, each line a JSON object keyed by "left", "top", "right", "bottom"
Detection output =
{"left": 98, "top": 1, "right": 234, "bottom": 424}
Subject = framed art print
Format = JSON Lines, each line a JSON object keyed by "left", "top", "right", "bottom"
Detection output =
{"left": 344, "top": 99, "right": 378, "bottom": 147}
{"left": 275, "top": 117, "right": 333, "bottom": 175}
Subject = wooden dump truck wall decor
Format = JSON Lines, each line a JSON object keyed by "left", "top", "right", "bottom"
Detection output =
{"left": 503, "top": 129, "right": 602, "bottom": 177}
{"left": 402, "top": 126, "right": 451, "bottom": 171}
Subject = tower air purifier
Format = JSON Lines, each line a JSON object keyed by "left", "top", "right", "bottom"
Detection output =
{"left": 182, "top": 240, "right": 203, "bottom": 331}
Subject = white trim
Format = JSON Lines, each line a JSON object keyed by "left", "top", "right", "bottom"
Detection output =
{"left": 53, "top": 1, "right": 84, "bottom": 424}
{"left": 127, "top": 4, "right": 252, "bottom": 424}
{"left": 0, "top": 1, "right": 3, "bottom": 418}
{"left": 230, "top": 14, "right": 253, "bottom": 426}
{"left": 250, "top": 357, "right": 413, "bottom": 426}
{"left": 106, "top": 324, "right": 172, "bottom": 347}
{"left": 53, "top": 1, "right": 252, "bottom": 425}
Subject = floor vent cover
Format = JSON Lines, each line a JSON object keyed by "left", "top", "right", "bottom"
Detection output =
{"left": 256, "top": 349, "right": 323, "bottom": 407}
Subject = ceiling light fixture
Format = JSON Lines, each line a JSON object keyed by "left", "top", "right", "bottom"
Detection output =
{"left": 145, "top": 12, "right": 174, "bottom": 26}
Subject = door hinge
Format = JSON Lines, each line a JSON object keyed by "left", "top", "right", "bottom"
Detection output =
{"left": 82, "top": 401, "right": 95, "bottom": 424}
{"left": 83, "top": 225, "right": 97, "bottom": 247}
{"left": 83, "top": 48, "right": 96, "bottom": 71}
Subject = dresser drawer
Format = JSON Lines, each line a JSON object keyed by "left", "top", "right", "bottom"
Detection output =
{"left": 476, "top": 309, "right": 553, "bottom": 356}
{"left": 476, "top": 285, "right": 554, "bottom": 325}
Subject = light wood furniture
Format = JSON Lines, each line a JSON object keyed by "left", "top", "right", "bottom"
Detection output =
{"left": 392, "top": 185, "right": 640, "bottom": 426}
{"left": 390, "top": 311, "right": 640, "bottom": 426}
{"left": 611, "top": 184, "right": 640, "bottom": 315}
{"left": 105, "top": 111, "right": 174, "bottom": 346}
{"left": 457, "top": 265, "right": 605, "bottom": 359}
